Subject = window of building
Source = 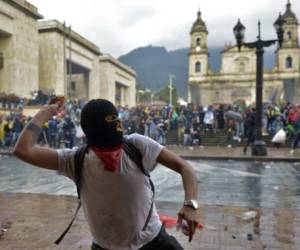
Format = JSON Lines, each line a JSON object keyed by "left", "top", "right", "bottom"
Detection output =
{"left": 0, "top": 52, "right": 3, "bottom": 69}
{"left": 287, "top": 31, "right": 292, "bottom": 40}
{"left": 196, "top": 37, "right": 201, "bottom": 46}
{"left": 71, "top": 82, "right": 76, "bottom": 93}
{"left": 195, "top": 61, "right": 201, "bottom": 72}
{"left": 115, "top": 82, "right": 122, "bottom": 105}
{"left": 286, "top": 57, "right": 293, "bottom": 68}
{"left": 239, "top": 62, "right": 245, "bottom": 73}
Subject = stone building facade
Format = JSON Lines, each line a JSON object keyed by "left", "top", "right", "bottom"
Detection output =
{"left": 100, "top": 54, "right": 136, "bottom": 107}
{"left": 188, "top": 1, "right": 300, "bottom": 106}
{"left": 38, "top": 20, "right": 102, "bottom": 100}
{"left": 0, "top": 0, "right": 42, "bottom": 96}
{"left": 0, "top": 0, "right": 136, "bottom": 107}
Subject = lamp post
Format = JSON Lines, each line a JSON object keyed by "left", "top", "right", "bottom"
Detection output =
{"left": 150, "top": 93, "right": 154, "bottom": 105}
{"left": 233, "top": 13, "right": 285, "bottom": 156}
{"left": 137, "top": 89, "right": 144, "bottom": 104}
{"left": 168, "top": 75, "right": 175, "bottom": 106}
{"left": 145, "top": 88, "right": 152, "bottom": 104}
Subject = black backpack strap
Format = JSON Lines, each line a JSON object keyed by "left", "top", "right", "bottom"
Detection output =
{"left": 122, "top": 138, "right": 155, "bottom": 231}
{"left": 122, "top": 139, "right": 149, "bottom": 177}
{"left": 74, "top": 145, "right": 89, "bottom": 199}
{"left": 55, "top": 145, "right": 88, "bottom": 245}
{"left": 54, "top": 201, "right": 81, "bottom": 245}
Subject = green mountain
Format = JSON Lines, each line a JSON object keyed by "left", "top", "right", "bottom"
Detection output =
{"left": 119, "top": 45, "right": 188, "bottom": 97}
{"left": 119, "top": 45, "right": 276, "bottom": 98}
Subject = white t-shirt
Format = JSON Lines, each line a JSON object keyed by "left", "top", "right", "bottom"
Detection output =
{"left": 57, "top": 133, "right": 164, "bottom": 250}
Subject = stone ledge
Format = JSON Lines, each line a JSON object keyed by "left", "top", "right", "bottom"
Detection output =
{"left": 100, "top": 54, "right": 137, "bottom": 77}
{"left": 38, "top": 20, "right": 101, "bottom": 56}
{"left": 3, "top": 0, "right": 43, "bottom": 19}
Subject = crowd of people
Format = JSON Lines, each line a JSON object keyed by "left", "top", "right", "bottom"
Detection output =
{"left": 1, "top": 96, "right": 300, "bottom": 152}
{"left": 0, "top": 99, "right": 86, "bottom": 149}
{"left": 0, "top": 90, "right": 55, "bottom": 109}
{"left": 119, "top": 102, "right": 299, "bottom": 147}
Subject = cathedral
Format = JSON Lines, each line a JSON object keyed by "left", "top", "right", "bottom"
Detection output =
{"left": 188, "top": 0, "right": 300, "bottom": 106}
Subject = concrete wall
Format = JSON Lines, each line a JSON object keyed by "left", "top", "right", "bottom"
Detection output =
{"left": 221, "top": 46, "right": 256, "bottom": 74}
{"left": 100, "top": 54, "right": 136, "bottom": 107}
{"left": 189, "top": 52, "right": 209, "bottom": 77}
{"left": 0, "top": 0, "right": 42, "bottom": 97}
{"left": 277, "top": 48, "right": 300, "bottom": 73}
{"left": 38, "top": 31, "right": 65, "bottom": 95}
{"left": 0, "top": 4, "right": 137, "bottom": 105}
{"left": 38, "top": 20, "right": 101, "bottom": 99}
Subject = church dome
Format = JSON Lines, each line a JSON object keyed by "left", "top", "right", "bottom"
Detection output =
{"left": 191, "top": 10, "right": 208, "bottom": 34}
{"left": 282, "top": 0, "right": 298, "bottom": 25}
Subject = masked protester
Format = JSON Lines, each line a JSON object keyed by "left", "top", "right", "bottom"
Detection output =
{"left": 14, "top": 99, "right": 199, "bottom": 250}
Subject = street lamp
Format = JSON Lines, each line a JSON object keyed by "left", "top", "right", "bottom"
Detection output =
{"left": 168, "top": 75, "right": 175, "bottom": 106}
{"left": 150, "top": 93, "right": 154, "bottom": 105}
{"left": 233, "top": 19, "right": 245, "bottom": 52}
{"left": 145, "top": 88, "right": 152, "bottom": 104}
{"left": 233, "top": 13, "right": 285, "bottom": 156}
{"left": 137, "top": 89, "right": 144, "bottom": 104}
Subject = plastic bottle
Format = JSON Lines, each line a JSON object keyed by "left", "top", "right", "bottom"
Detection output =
{"left": 178, "top": 219, "right": 189, "bottom": 236}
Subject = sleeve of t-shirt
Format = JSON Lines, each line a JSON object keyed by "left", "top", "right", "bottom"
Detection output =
{"left": 127, "top": 133, "right": 164, "bottom": 172}
{"left": 56, "top": 148, "right": 77, "bottom": 181}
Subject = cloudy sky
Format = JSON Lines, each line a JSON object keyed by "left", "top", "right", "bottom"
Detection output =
{"left": 29, "top": 0, "right": 300, "bottom": 57}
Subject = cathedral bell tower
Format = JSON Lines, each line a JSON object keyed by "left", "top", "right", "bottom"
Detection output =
{"left": 276, "top": 0, "right": 299, "bottom": 72}
{"left": 188, "top": 10, "right": 209, "bottom": 77}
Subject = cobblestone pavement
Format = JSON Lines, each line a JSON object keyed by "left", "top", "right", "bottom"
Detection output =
{"left": 1, "top": 193, "right": 300, "bottom": 250}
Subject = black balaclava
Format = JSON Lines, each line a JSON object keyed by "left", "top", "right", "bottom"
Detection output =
{"left": 80, "top": 99, "right": 123, "bottom": 148}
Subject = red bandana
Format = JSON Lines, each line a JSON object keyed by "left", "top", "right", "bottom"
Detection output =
{"left": 92, "top": 146, "right": 122, "bottom": 172}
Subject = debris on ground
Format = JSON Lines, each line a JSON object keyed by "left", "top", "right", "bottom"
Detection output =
{"left": 0, "top": 220, "right": 12, "bottom": 240}
{"left": 241, "top": 211, "right": 257, "bottom": 221}
{"left": 205, "top": 225, "right": 217, "bottom": 231}
{"left": 159, "top": 214, "right": 204, "bottom": 229}
{"left": 247, "top": 233, "right": 253, "bottom": 241}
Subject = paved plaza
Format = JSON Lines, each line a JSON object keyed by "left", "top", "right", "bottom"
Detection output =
{"left": 0, "top": 193, "right": 300, "bottom": 250}
{"left": 1, "top": 146, "right": 300, "bottom": 249}
{"left": 168, "top": 145, "right": 300, "bottom": 161}
{"left": 1, "top": 145, "right": 300, "bottom": 161}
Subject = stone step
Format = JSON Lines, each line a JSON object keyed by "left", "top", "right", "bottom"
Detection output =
{"left": 165, "top": 130, "right": 293, "bottom": 147}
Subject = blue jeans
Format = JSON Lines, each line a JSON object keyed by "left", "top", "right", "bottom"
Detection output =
{"left": 235, "top": 121, "right": 244, "bottom": 137}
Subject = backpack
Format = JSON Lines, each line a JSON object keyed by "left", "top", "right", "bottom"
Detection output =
{"left": 55, "top": 138, "right": 155, "bottom": 244}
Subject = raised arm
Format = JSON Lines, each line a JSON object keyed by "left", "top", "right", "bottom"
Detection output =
{"left": 13, "top": 104, "right": 60, "bottom": 171}
{"left": 157, "top": 148, "right": 199, "bottom": 242}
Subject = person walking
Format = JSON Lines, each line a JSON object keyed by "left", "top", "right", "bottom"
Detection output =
{"left": 203, "top": 106, "right": 214, "bottom": 134}
{"left": 290, "top": 117, "right": 300, "bottom": 154}
{"left": 48, "top": 116, "right": 59, "bottom": 148}
{"left": 62, "top": 115, "right": 75, "bottom": 148}
{"left": 243, "top": 109, "right": 256, "bottom": 154}
{"left": 14, "top": 99, "right": 200, "bottom": 250}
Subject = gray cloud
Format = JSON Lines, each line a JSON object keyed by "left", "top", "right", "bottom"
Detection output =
{"left": 118, "top": 8, "right": 157, "bottom": 28}
{"left": 29, "top": 0, "right": 300, "bottom": 57}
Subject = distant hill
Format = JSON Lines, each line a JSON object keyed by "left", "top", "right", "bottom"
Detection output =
{"left": 119, "top": 46, "right": 189, "bottom": 97}
{"left": 119, "top": 45, "right": 276, "bottom": 98}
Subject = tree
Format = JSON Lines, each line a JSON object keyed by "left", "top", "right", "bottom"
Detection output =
{"left": 136, "top": 86, "right": 154, "bottom": 103}
{"left": 155, "top": 83, "right": 178, "bottom": 106}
